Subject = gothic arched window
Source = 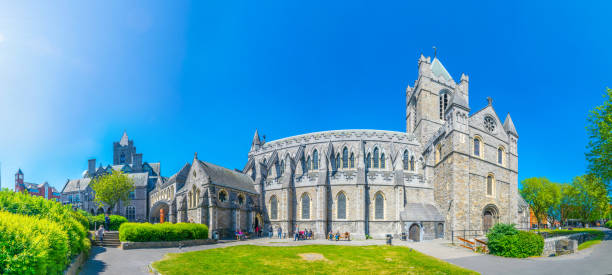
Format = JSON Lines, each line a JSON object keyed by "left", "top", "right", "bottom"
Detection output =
{"left": 474, "top": 137, "right": 482, "bottom": 157}
{"left": 375, "top": 192, "right": 384, "bottom": 220}
{"left": 218, "top": 190, "right": 227, "bottom": 202}
{"left": 280, "top": 160, "right": 285, "bottom": 176}
{"left": 337, "top": 192, "right": 346, "bottom": 219}
{"left": 342, "top": 148, "right": 349, "bottom": 169}
{"left": 306, "top": 156, "right": 311, "bottom": 172}
{"left": 410, "top": 156, "right": 415, "bottom": 171}
{"left": 366, "top": 153, "right": 371, "bottom": 169}
{"left": 301, "top": 193, "right": 310, "bottom": 219}
{"left": 349, "top": 153, "right": 355, "bottom": 168}
{"left": 403, "top": 150, "right": 409, "bottom": 170}
{"left": 120, "top": 153, "right": 126, "bottom": 164}
{"left": 439, "top": 91, "right": 449, "bottom": 120}
{"left": 487, "top": 174, "right": 495, "bottom": 196}
{"left": 336, "top": 153, "right": 341, "bottom": 170}
{"left": 380, "top": 153, "right": 385, "bottom": 169}
{"left": 270, "top": 196, "right": 278, "bottom": 220}
{"left": 373, "top": 148, "right": 379, "bottom": 168}
{"left": 126, "top": 205, "right": 135, "bottom": 221}
{"left": 313, "top": 150, "right": 319, "bottom": 170}
{"left": 497, "top": 147, "right": 504, "bottom": 166}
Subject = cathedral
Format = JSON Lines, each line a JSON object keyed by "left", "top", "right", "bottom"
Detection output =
{"left": 64, "top": 55, "right": 530, "bottom": 241}
{"left": 240, "top": 55, "right": 530, "bottom": 240}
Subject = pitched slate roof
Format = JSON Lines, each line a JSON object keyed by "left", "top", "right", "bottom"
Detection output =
{"left": 61, "top": 178, "right": 92, "bottom": 193}
{"left": 400, "top": 203, "right": 444, "bottom": 221}
{"left": 127, "top": 173, "right": 149, "bottom": 187}
{"left": 199, "top": 160, "right": 257, "bottom": 194}
{"left": 162, "top": 163, "right": 191, "bottom": 190}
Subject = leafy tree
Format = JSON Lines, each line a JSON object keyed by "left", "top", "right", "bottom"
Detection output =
{"left": 545, "top": 183, "right": 561, "bottom": 227}
{"left": 572, "top": 174, "right": 609, "bottom": 223}
{"left": 586, "top": 88, "right": 612, "bottom": 187}
{"left": 91, "top": 170, "right": 134, "bottom": 214}
{"left": 520, "top": 177, "right": 557, "bottom": 229}
{"left": 559, "top": 183, "right": 579, "bottom": 225}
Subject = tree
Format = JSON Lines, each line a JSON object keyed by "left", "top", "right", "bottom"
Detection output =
{"left": 545, "top": 183, "right": 561, "bottom": 227}
{"left": 520, "top": 177, "right": 557, "bottom": 229}
{"left": 558, "top": 183, "right": 579, "bottom": 225}
{"left": 572, "top": 174, "right": 609, "bottom": 223}
{"left": 586, "top": 88, "right": 612, "bottom": 187}
{"left": 91, "top": 170, "right": 135, "bottom": 214}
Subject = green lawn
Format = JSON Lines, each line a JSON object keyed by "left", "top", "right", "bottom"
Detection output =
{"left": 152, "top": 245, "right": 477, "bottom": 275}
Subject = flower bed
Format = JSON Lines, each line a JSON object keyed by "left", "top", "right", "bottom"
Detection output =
{"left": 0, "top": 190, "right": 89, "bottom": 274}
{"left": 119, "top": 222, "right": 209, "bottom": 242}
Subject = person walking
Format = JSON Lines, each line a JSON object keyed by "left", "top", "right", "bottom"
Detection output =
{"left": 96, "top": 225, "right": 104, "bottom": 243}
{"left": 294, "top": 227, "right": 299, "bottom": 241}
{"left": 104, "top": 213, "right": 110, "bottom": 231}
{"left": 277, "top": 226, "right": 282, "bottom": 239}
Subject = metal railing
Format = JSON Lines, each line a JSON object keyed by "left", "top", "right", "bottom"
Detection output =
{"left": 451, "top": 228, "right": 534, "bottom": 244}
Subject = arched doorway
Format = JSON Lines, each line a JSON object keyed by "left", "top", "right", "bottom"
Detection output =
{"left": 482, "top": 204, "right": 499, "bottom": 232}
{"left": 409, "top": 224, "right": 420, "bottom": 242}
{"left": 436, "top": 223, "right": 444, "bottom": 239}
{"left": 97, "top": 207, "right": 104, "bottom": 215}
{"left": 254, "top": 213, "right": 263, "bottom": 232}
{"left": 150, "top": 201, "right": 170, "bottom": 224}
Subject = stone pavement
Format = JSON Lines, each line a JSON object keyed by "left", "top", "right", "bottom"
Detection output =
{"left": 81, "top": 229, "right": 612, "bottom": 275}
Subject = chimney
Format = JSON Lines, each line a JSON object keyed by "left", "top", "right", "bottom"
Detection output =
{"left": 133, "top": 154, "right": 143, "bottom": 172}
{"left": 88, "top": 159, "right": 96, "bottom": 177}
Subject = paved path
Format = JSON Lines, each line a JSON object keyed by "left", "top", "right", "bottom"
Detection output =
{"left": 81, "top": 229, "right": 612, "bottom": 275}
{"left": 440, "top": 228, "right": 612, "bottom": 275}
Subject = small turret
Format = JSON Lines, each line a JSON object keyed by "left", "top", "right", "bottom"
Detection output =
{"left": 251, "top": 129, "right": 261, "bottom": 151}
{"left": 503, "top": 113, "right": 518, "bottom": 138}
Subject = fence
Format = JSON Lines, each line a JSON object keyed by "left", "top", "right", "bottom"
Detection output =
{"left": 451, "top": 227, "right": 534, "bottom": 244}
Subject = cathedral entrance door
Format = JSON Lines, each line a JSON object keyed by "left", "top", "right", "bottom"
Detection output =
{"left": 482, "top": 204, "right": 499, "bottom": 233}
{"left": 409, "top": 224, "right": 420, "bottom": 242}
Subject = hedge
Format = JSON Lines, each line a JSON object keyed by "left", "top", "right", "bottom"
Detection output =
{"left": 487, "top": 223, "right": 543, "bottom": 258}
{"left": 0, "top": 190, "right": 87, "bottom": 257}
{"left": 81, "top": 212, "right": 128, "bottom": 231}
{"left": 605, "top": 220, "right": 612, "bottom": 229}
{"left": 119, "top": 223, "right": 209, "bottom": 242}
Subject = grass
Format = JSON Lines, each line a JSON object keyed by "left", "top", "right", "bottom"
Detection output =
{"left": 578, "top": 239, "right": 602, "bottom": 250}
{"left": 152, "top": 245, "right": 477, "bottom": 275}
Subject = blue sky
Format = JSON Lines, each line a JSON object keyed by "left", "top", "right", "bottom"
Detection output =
{"left": 0, "top": 1, "right": 610, "bottom": 191}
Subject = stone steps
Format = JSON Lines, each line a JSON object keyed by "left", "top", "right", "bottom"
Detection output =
{"left": 93, "top": 231, "right": 121, "bottom": 247}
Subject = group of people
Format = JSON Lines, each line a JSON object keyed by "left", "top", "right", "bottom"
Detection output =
{"left": 293, "top": 228, "right": 314, "bottom": 241}
{"left": 234, "top": 225, "right": 265, "bottom": 241}
{"left": 328, "top": 231, "right": 347, "bottom": 241}
{"left": 95, "top": 214, "right": 111, "bottom": 242}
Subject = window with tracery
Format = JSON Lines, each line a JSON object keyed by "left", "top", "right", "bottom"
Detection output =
{"left": 337, "top": 192, "right": 346, "bottom": 219}
{"left": 342, "top": 148, "right": 348, "bottom": 169}
{"left": 484, "top": 116, "right": 496, "bottom": 133}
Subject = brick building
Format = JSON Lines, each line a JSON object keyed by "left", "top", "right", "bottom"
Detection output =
{"left": 14, "top": 169, "right": 61, "bottom": 201}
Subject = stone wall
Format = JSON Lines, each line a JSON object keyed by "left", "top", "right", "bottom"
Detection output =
{"left": 542, "top": 232, "right": 598, "bottom": 256}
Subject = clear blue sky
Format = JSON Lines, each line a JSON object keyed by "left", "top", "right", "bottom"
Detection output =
{"left": 0, "top": 1, "right": 610, "bottom": 191}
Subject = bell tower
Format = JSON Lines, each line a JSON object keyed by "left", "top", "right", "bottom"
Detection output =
{"left": 406, "top": 55, "right": 468, "bottom": 145}
{"left": 15, "top": 169, "right": 24, "bottom": 191}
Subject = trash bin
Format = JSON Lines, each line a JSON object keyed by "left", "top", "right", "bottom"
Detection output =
{"left": 401, "top": 232, "right": 407, "bottom": 241}
{"left": 213, "top": 231, "right": 219, "bottom": 241}
{"left": 386, "top": 234, "right": 393, "bottom": 245}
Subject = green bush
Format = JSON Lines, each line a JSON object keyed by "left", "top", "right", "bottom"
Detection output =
{"left": 0, "top": 190, "right": 87, "bottom": 257}
{"left": 487, "top": 223, "right": 543, "bottom": 258}
{"left": 0, "top": 211, "right": 69, "bottom": 275}
{"left": 119, "top": 222, "right": 209, "bottom": 242}
{"left": 605, "top": 220, "right": 612, "bottom": 229}
{"left": 86, "top": 214, "right": 128, "bottom": 231}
